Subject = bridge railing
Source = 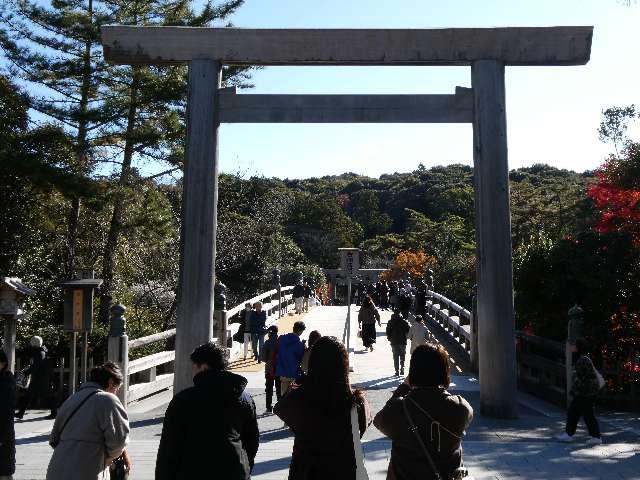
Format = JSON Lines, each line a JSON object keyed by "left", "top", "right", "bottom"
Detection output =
{"left": 424, "top": 290, "right": 474, "bottom": 363}
{"left": 108, "top": 285, "right": 297, "bottom": 406}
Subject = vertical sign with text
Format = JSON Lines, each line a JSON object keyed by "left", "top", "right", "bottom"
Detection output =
{"left": 72, "top": 289, "right": 83, "bottom": 331}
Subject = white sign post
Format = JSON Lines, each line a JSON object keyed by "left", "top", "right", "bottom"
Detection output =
{"left": 339, "top": 248, "right": 360, "bottom": 361}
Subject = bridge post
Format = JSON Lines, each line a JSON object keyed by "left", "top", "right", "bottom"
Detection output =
{"left": 107, "top": 303, "right": 129, "bottom": 405}
{"left": 174, "top": 59, "right": 222, "bottom": 393}
{"left": 472, "top": 60, "right": 518, "bottom": 419}
{"left": 273, "top": 269, "right": 282, "bottom": 317}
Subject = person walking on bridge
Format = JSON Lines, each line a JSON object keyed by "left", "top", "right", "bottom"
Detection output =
{"left": 249, "top": 301, "right": 267, "bottom": 363}
{"left": 156, "top": 342, "right": 259, "bottom": 480}
{"left": 276, "top": 321, "right": 306, "bottom": 396}
{"left": 556, "top": 338, "right": 603, "bottom": 445}
{"left": 386, "top": 312, "right": 411, "bottom": 377}
{"left": 274, "top": 336, "right": 372, "bottom": 480}
{"left": 293, "top": 282, "right": 305, "bottom": 314}
{"left": 262, "top": 325, "right": 281, "bottom": 414}
{"left": 358, "top": 295, "right": 381, "bottom": 352}
{"left": 408, "top": 315, "right": 431, "bottom": 354}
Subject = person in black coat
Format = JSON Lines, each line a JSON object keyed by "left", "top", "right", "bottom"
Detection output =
{"left": 15, "top": 336, "right": 53, "bottom": 420}
{"left": 0, "top": 350, "right": 16, "bottom": 478}
{"left": 156, "top": 342, "right": 259, "bottom": 480}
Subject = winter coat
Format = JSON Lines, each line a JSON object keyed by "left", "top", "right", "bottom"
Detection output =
{"left": 293, "top": 284, "right": 304, "bottom": 298}
{"left": 248, "top": 310, "right": 267, "bottom": 334}
{"left": 24, "top": 345, "right": 50, "bottom": 400}
{"left": 408, "top": 321, "right": 430, "bottom": 353}
{"left": 0, "top": 370, "right": 16, "bottom": 476}
{"left": 386, "top": 315, "right": 410, "bottom": 346}
{"left": 262, "top": 335, "right": 279, "bottom": 377}
{"left": 275, "top": 333, "right": 305, "bottom": 379}
{"left": 571, "top": 354, "right": 601, "bottom": 397}
{"left": 274, "top": 386, "right": 371, "bottom": 480}
{"left": 47, "top": 382, "right": 129, "bottom": 480}
{"left": 374, "top": 384, "right": 473, "bottom": 480}
{"left": 303, "top": 285, "right": 312, "bottom": 298}
{"left": 358, "top": 304, "right": 380, "bottom": 325}
{"left": 156, "top": 369, "right": 259, "bottom": 480}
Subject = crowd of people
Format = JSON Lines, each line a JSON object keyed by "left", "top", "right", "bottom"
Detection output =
{"left": 0, "top": 278, "right": 605, "bottom": 479}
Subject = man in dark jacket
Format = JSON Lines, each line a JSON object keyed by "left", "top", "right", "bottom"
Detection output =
{"left": 386, "top": 312, "right": 411, "bottom": 376}
{"left": 248, "top": 302, "right": 267, "bottom": 363}
{"left": 156, "top": 342, "right": 259, "bottom": 480}
{"left": 275, "top": 321, "right": 306, "bottom": 396}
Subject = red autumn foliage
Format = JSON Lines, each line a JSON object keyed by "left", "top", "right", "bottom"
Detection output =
{"left": 587, "top": 156, "right": 640, "bottom": 245}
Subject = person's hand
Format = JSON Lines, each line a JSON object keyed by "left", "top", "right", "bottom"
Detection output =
{"left": 122, "top": 449, "right": 132, "bottom": 472}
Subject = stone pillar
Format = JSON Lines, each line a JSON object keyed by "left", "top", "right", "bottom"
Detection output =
{"left": 472, "top": 60, "right": 518, "bottom": 419}
{"left": 107, "top": 304, "right": 129, "bottom": 405}
{"left": 175, "top": 59, "right": 222, "bottom": 393}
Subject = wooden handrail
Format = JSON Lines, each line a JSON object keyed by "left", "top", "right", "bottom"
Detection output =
{"left": 128, "top": 328, "right": 176, "bottom": 350}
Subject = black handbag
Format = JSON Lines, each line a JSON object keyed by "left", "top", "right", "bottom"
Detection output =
{"left": 110, "top": 454, "right": 128, "bottom": 480}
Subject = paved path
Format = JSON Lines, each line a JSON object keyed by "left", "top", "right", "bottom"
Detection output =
{"left": 13, "top": 306, "right": 640, "bottom": 479}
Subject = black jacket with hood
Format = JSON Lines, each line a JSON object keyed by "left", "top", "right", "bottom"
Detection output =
{"left": 155, "top": 369, "right": 259, "bottom": 480}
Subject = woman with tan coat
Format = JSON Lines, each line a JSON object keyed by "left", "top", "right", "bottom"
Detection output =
{"left": 46, "top": 362, "right": 130, "bottom": 480}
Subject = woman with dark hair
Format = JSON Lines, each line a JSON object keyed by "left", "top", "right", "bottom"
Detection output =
{"left": 47, "top": 362, "right": 130, "bottom": 480}
{"left": 374, "top": 344, "right": 473, "bottom": 480}
{"left": 274, "top": 336, "right": 372, "bottom": 479}
{"left": 0, "top": 350, "right": 16, "bottom": 480}
{"left": 358, "top": 295, "right": 381, "bottom": 352}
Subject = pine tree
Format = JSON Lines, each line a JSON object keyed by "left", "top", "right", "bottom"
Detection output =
{"left": 94, "top": 0, "right": 253, "bottom": 324}
{"left": 0, "top": 0, "right": 114, "bottom": 275}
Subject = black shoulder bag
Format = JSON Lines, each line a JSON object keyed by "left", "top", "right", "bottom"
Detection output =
{"left": 402, "top": 397, "right": 469, "bottom": 480}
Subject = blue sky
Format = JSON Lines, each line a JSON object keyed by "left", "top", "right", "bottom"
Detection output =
{"left": 200, "top": 0, "right": 640, "bottom": 179}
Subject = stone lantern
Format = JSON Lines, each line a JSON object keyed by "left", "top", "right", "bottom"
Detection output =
{"left": 0, "top": 277, "right": 35, "bottom": 372}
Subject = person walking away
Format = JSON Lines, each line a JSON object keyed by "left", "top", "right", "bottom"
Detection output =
{"left": 556, "top": 338, "right": 602, "bottom": 445}
{"left": 379, "top": 281, "right": 390, "bottom": 310}
{"left": 275, "top": 321, "right": 306, "bottom": 396}
{"left": 303, "top": 283, "right": 312, "bottom": 313}
{"left": 386, "top": 312, "right": 411, "bottom": 377}
{"left": 408, "top": 315, "right": 430, "bottom": 354}
{"left": 275, "top": 336, "right": 372, "bottom": 479}
{"left": 358, "top": 295, "right": 381, "bottom": 352}
{"left": 47, "top": 362, "right": 130, "bottom": 480}
{"left": 293, "top": 282, "right": 304, "bottom": 314}
{"left": 300, "top": 330, "right": 322, "bottom": 375}
{"left": 239, "top": 303, "right": 253, "bottom": 360}
{"left": 156, "top": 342, "right": 259, "bottom": 480}
{"left": 374, "top": 344, "right": 473, "bottom": 480}
{"left": 262, "top": 326, "right": 281, "bottom": 414}
{"left": 0, "top": 351, "right": 15, "bottom": 480}
{"left": 249, "top": 302, "right": 267, "bottom": 363}
{"left": 15, "top": 336, "right": 54, "bottom": 420}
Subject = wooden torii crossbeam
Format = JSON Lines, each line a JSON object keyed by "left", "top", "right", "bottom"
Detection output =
{"left": 101, "top": 26, "right": 593, "bottom": 418}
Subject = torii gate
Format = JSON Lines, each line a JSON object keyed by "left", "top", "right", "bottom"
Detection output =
{"left": 101, "top": 26, "right": 592, "bottom": 418}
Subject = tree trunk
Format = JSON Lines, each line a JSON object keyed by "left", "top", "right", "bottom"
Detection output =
{"left": 98, "top": 68, "right": 140, "bottom": 324}
{"left": 65, "top": 0, "right": 94, "bottom": 278}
